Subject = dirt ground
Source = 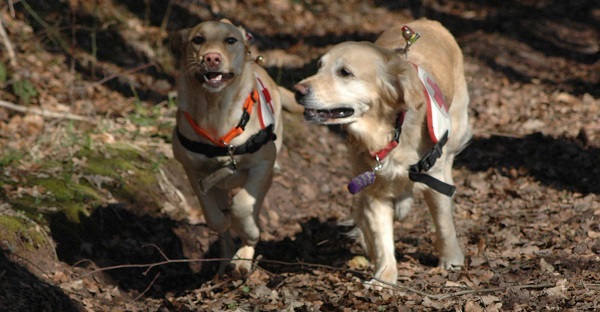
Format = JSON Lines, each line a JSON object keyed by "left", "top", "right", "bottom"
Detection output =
{"left": 1, "top": 0, "right": 599, "bottom": 311}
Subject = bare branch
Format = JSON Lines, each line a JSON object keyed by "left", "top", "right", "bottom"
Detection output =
{"left": 0, "top": 16, "right": 16, "bottom": 67}
{"left": 130, "top": 272, "right": 160, "bottom": 302}
{"left": 78, "top": 255, "right": 557, "bottom": 300}
{"left": 0, "top": 100, "right": 97, "bottom": 123}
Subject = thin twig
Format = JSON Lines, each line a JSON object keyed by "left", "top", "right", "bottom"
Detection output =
{"left": 72, "top": 258, "right": 99, "bottom": 270}
{"left": 8, "top": 0, "right": 16, "bottom": 18}
{"left": 141, "top": 244, "right": 171, "bottom": 275}
{"left": 583, "top": 283, "right": 600, "bottom": 290}
{"left": 196, "top": 278, "right": 233, "bottom": 293}
{"left": 91, "top": 63, "right": 155, "bottom": 88}
{"left": 160, "top": 0, "right": 174, "bottom": 34}
{"left": 143, "top": 243, "right": 171, "bottom": 262}
{"left": 20, "top": 0, "right": 71, "bottom": 53}
{"left": 0, "top": 16, "right": 17, "bottom": 67}
{"left": 434, "top": 283, "right": 556, "bottom": 300}
{"left": 0, "top": 100, "right": 97, "bottom": 123}
{"left": 79, "top": 255, "right": 557, "bottom": 300}
{"left": 6, "top": 252, "right": 50, "bottom": 277}
{"left": 131, "top": 272, "right": 161, "bottom": 302}
{"left": 82, "top": 257, "right": 230, "bottom": 278}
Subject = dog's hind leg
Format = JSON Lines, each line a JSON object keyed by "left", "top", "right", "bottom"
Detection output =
{"left": 422, "top": 169, "right": 464, "bottom": 270}
{"left": 187, "top": 171, "right": 232, "bottom": 233}
{"left": 393, "top": 193, "right": 414, "bottom": 220}
{"left": 218, "top": 230, "right": 236, "bottom": 275}
{"left": 193, "top": 188, "right": 236, "bottom": 275}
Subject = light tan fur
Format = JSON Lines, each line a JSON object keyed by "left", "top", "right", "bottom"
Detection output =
{"left": 294, "top": 19, "right": 472, "bottom": 287}
{"left": 170, "top": 20, "right": 294, "bottom": 276}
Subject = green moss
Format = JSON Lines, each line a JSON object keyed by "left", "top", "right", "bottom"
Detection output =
{"left": 2, "top": 142, "right": 167, "bottom": 226}
{"left": 79, "top": 143, "right": 163, "bottom": 208}
{"left": 0, "top": 215, "right": 46, "bottom": 252}
{"left": 78, "top": 144, "right": 141, "bottom": 176}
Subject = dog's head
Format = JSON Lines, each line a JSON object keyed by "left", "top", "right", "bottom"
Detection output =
{"left": 294, "top": 41, "right": 425, "bottom": 132}
{"left": 170, "top": 19, "right": 252, "bottom": 92}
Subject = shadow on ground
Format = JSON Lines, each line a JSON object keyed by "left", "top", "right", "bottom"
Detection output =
{"left": 0, "top": 251, "right": 81, "bottom": 312}
{"left": 257, "top": 217, "right": 358, "bottom": 274}
{"left": 48, "top": 204, "right": 209, "bottom": 298}
{"left": 456, "top": 133, "right": 600, "bottom": 194}
{"left": 47, "top": 206, "right": 363, "bottom": 298}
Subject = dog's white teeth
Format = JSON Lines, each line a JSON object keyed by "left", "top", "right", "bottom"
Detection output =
{"left": 203, "top": 74, "right": 223, "bottom": 82}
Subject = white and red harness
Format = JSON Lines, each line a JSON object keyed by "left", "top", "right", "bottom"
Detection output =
{"left": 347, "top": 64, "right": 455, "bottom": 197}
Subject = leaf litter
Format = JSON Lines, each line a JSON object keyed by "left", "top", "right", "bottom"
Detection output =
{"left": 0, "top": 0, "right": 599, "bottom": 311}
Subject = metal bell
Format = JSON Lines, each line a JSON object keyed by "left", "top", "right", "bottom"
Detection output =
{"left": 401, "top": 25, "right": 420, "bottom": 46}
{"left": 255, "top": 55, "right": 265, "bottom": 65}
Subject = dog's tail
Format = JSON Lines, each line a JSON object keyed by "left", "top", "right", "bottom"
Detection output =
{"left": 278, "top": 86, "right": 304, "bottom": 114}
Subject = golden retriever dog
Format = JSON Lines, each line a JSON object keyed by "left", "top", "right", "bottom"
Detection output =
{"left": 294, "top": 19, "right": 472, "bottom": 287}
{"left": 170, "top": 20, "right": 296, "bottom": 277}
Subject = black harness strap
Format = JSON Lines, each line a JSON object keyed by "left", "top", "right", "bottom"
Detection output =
{"left": 408, "top": 131, "right": 456, "bottom": 197}
{"left": 177, "top": 124, "right": 276, "bottom": 158}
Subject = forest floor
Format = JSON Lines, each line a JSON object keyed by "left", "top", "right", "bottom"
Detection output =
{"left": 1, "top": 0, "right": 599, "bottom": 311}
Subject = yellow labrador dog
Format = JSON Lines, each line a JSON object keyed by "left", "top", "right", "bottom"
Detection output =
{"left": 294, "top": 19, "right": 472, "bottom": 287}
{"left": 170, "top": 20, "right": 295, "bottom": 277}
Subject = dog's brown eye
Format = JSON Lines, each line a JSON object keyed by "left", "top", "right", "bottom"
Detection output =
{"left": 191, "top": 36, "right": 205, "bottom": 45}
{"left": 339, "top": 67, "right": 353, "bottom": 77}
{"left": 225, "top": 37, "right": 238, "bottom": 44}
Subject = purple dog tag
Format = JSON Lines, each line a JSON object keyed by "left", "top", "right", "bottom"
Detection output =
{"left": 347, "top": 171, "right": 376, "bottom": 194}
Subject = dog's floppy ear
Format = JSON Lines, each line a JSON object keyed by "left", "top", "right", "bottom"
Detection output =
{"left": 386, "top": 53, "right": 425, "bottom": 111}
{"left": 219, "top": 18, "right": 254, "bottom": 44}
{"left": 220, "top": 18, "right": 234, "bottom": 25}
{"left": 236, "top": 25, "right": 254, "bottom": 48}
{"left": 170, "top": 28, "right": 190, "bottom": 59}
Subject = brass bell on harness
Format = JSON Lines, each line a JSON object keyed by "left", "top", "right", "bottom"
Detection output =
{"left": 255, "top": 55, "right": 266, "bottom": 65}
{"left": 400, "top": 25, "right": 420, "bottom": 57}
{"left": 402, "top": 25, "right": 420, "bottom": 46}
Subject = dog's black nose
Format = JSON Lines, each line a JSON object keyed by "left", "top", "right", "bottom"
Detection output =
{"left": 293, "top": 83, "right": 309, "bottom": 104}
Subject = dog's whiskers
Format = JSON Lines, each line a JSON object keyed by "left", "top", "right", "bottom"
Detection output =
{"left": 183, "top": 59, "right": 202, "bottom": 76}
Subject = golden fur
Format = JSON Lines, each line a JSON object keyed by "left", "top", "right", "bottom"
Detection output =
{"left": 294, "top": 19, "right": 472, "bottom": 287}
{"left": 170, "top": 20, "right": 295, "bottom": 276}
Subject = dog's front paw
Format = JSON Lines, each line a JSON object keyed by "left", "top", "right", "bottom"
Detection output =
{"left": 363, "top": 278, "right": 395, "bottom": 292}
{"left": 363, "top": 267, "right": 398, "bottom": 291}
{"left": 225, "top": 262, "right": 251, "bottom": 279}
{"left": 438, "top": 251, "right": 465, "bottom": 271}
{"left": 444, "top": 262, "right": 464, "bottom": 271}
{"left": 225, "top": 245, "right": 255, "bottom": 278}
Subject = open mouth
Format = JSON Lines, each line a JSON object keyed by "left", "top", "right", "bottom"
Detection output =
{"left": 303, "top": 107, "right": 355, "bottom": 123}
{"left": 196, "top": 71, "right": 235, "bottom": 86}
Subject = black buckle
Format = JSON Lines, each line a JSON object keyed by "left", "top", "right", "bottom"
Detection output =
{"left": 408, "top": 130, "right": 455, "bottom": 197}
{"left": 420, "top": 143, "right": 443, "bottom": 171}
{"left": 177, "top": 124, "right": 276, "bottom": 158}
{"left": 419, "top": 157, "right": 433, "bottom": 171}
{"left": 237, "top": 110, "right": 250, "bottom": 130}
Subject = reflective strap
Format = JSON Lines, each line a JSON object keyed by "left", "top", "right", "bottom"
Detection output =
{"left": 256, "top": 76, "right": 275, "bottom": 129}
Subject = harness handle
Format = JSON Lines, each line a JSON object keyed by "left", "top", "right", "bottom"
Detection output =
{"left": 407, "top": 131, "right": 456, "bottom": 197}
